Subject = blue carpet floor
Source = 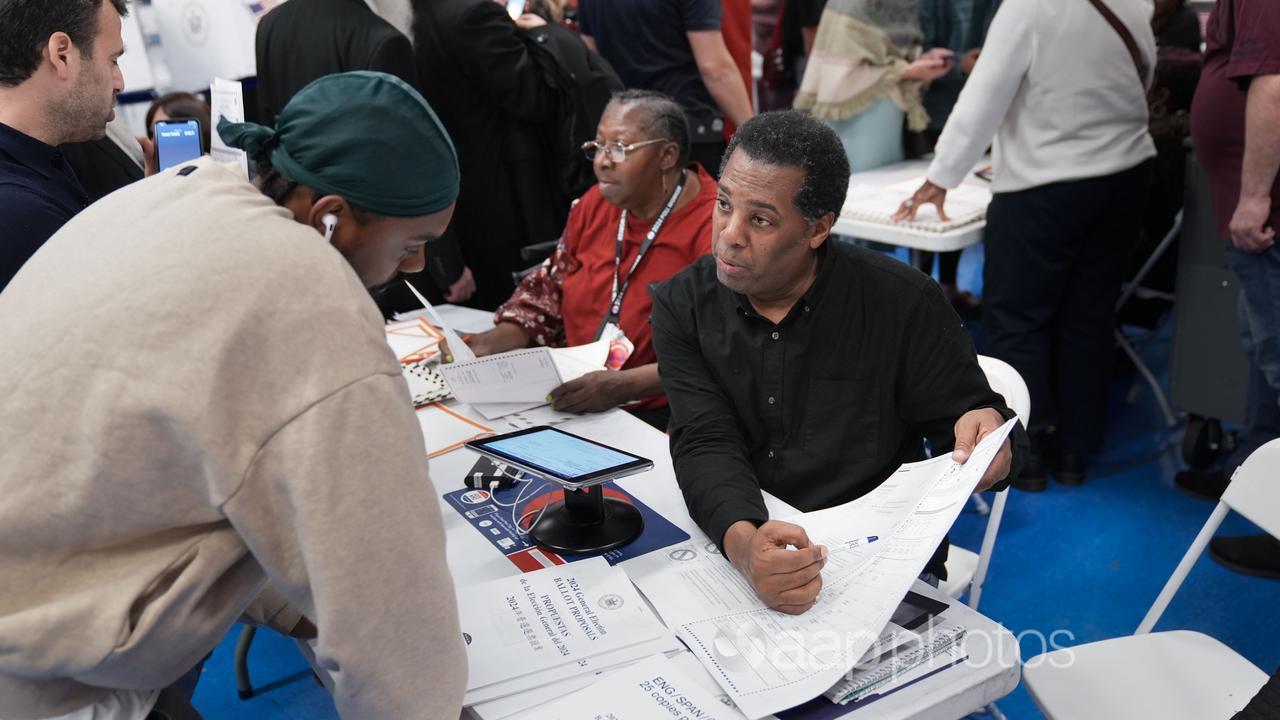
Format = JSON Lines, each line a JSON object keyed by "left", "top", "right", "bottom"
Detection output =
{"left": 190, "top": 243, "right": 1278, "bottom": 719}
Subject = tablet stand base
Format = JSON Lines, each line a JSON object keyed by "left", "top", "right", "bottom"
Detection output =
{"left": 530, "top": 484, "right": 644, "bottom": 555}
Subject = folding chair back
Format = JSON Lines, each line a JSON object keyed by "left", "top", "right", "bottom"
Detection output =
{"left": 956, "top": 356, "right": 1031, "bottom": 609}
{"left": 1138, "top": 438, "right": 1280, "bottom": 634}
{"left": 1024, "top": 441, "right": 1275, "bottom": 719}
{"left": 1222, "top": 439, "right": 1280, "bottom": 538}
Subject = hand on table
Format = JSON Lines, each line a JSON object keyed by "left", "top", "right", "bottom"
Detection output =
{"left": 1229, "top": 195, "right": 1276, "bottom": 253}
{"left": 953, "top": 407, "right": 1013, "bottom": 492}
{"left": 893, "top": 180, "right": 949, "bottom": 223}
{"left": 440, "top": 322, "right": 529, "bottom": 362}
{"left": 444, "top": 267, "right": 476, "bottom": 303}
{"left": 549, "top": 370, "right": 630, "bottom": 414}
{"left": 723, "top": 520, "right": 828, "bottom": 615}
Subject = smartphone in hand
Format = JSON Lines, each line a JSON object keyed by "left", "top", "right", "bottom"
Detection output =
{"left": 152, "top": 119, "right": 204, "bottom": 172}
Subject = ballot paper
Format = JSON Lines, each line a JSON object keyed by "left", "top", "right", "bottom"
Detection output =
{"left": 517, "top": 654, "right": 743, "bottom": 720}
{"left": 841, "top": 178, "right": 991, "bottom": 233}
{"left": 624, "top": 419, "right": 1017, "bottom": 719}
{"left": 459, "top": 557, "right": 672, "bottom": 706}
{"left": 440, "top": 340, "right": 610, "bottom": 418}
{"left": 209, "top": 78, "right": 249, "bottom": 178}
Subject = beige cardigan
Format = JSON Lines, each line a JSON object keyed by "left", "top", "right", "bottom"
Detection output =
{"left": 0, "top": 158, "right": 466, "bottom": 719}
{"left": 794, "top": 3, "right": 929, "bottom": 130}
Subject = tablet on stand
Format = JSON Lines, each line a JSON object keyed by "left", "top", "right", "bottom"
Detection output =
{"left": 465, "top": 426, "right": 653, "bottom": 555}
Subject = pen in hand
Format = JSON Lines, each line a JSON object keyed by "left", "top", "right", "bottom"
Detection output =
{"left": 831, "top": 536, "right": 879, "bottom": 554}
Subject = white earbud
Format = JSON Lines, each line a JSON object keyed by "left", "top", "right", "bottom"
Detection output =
{"left": 321, "top": 213, "right": 338, "bottom": 243}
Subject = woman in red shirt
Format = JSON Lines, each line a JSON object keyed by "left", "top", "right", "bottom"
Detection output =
{"left": 462, "top": 90, "right": 715, "bottom": 429}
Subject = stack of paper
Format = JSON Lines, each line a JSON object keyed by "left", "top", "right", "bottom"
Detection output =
{"left": 509, "top": 654, "right": 742, "bottom": 720}
{"left": 624, "top": 419, "right": 1017, "bottom": 719}
{"left": 458, "top": 557, "right": 679, "bottom": 707}
{"left": 439, "top": 339, "right": 610, "bottom": 419}
{"left": 841, "top": 177, "right": 991, "bottom": 233}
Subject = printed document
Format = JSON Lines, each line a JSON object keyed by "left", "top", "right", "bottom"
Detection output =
{"left": 517, "top": 654, "right": 742, "bottom": 720}
{"left": 467, "top": 634, "right": 685, "bottom": 708}
{"left": 458, "top": 557, "right": 671, "bottom": 705}
{"left": 440, "top": 339, "right": 609, "bottom": 414}
{"left": 209, "top": 78, "right": 249, "bottom": 178}
{"left": 625, "top": 419, "right": 1017, "bottom": 718}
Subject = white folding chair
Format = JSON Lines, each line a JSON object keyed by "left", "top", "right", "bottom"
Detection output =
{"left": 941, "top": 355, "right": 1030, "bottom": 611}
{"left": 1022, "top": 439, "right": 1279, "bottom": 719}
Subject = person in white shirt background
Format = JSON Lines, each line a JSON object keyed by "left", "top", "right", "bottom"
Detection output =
{"left": 894, "top": 0, "right": 1157, "bottom": 492}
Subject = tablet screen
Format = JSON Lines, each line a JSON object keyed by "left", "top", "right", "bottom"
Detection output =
{"left": 468, "top": 427, "right": 651, "bottom": 484}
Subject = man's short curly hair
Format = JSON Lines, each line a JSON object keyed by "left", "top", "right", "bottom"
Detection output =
{"left": 720, "top": 111, "right": 851, "bottom": 223}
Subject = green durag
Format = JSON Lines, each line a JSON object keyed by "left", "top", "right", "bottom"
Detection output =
{"left": 218, "top": 71, "right": 459, "bottom": 216}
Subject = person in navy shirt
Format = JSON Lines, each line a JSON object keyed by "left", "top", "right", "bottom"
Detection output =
{"left": 0, "top": 0, "right": 128, "bottom": 291}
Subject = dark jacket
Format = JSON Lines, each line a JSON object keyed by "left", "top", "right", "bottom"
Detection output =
{"left": 60, "top": 136, "right": 143, "bottom": 204}
{"left": 254, "top": 0, "right": 466, "bottom": 299}
{"left": 256, "top": 0, "right": 420, "bottom": 126}
{"left": 412, "top": 0, "right": 566, "bottom": 310}
{"left": 524, "top": 22, "right": 624, "bottom": 201}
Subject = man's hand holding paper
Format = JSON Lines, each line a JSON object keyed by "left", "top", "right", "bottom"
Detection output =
{"left": 953, "top": 407, "right": 1014, "bottom": 492}
{"left": 723, "top": 519, "right": 828, "bottom": 615}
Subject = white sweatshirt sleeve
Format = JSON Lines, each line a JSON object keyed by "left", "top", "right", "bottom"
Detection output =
{"left": 223, "top": 372, "right": 466, "bottom": 720}
{"left": 926, "top": 0, "right": 1037, "bottom": 189}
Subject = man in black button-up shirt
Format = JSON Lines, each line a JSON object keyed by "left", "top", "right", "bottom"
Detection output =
{"left": 651, "top": 111, "right": 1027, "bottom": 614}
{"left": 0, "top": 0, "right": 128, "bottom": 290}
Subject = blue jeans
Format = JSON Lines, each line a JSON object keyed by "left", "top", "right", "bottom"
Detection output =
{"left": 824, "top": 96, "right": 906, "bottom": 173}
{"left": 1226, "top": 246, "right": 1280, "bottom": 470}
{"left": 826, "top": 97, "right": 907, "bottom": 252}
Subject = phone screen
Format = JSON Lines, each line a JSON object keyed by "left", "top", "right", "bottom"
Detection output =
{"left": 505, "top": 0, "right": 526, "bottom": 19}
{"left": 154, "top": 119, "right": 203, "bottom": 172}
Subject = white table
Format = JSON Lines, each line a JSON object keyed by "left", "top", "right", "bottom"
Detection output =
{"left": 425, "top": 407, "right": 1020, "bottom": 719}
{"left": 833, "top": 160, "right": 991, "bottom": 254}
